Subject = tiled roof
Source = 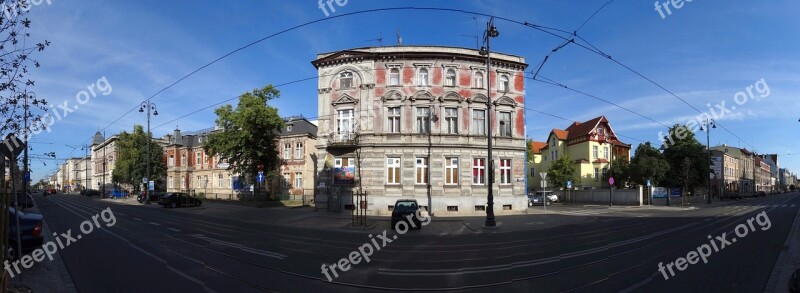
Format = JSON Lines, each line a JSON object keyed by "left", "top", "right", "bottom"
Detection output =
{"left": 593, "top": 159, "right": 609, "bottom": 164}
{"left": 575, "top": 159, "right": 590, "bottom": 164}
{"left": 552, "top": 129, "right": 568, "bottom": 140}
{"left": 565, "top": 116, "right": 605, "bottom": 140}
{"left": 529, "top": 141, "right": 547, "bottom": 154}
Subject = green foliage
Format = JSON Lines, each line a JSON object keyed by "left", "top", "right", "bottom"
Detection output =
{"left": 525, "top": 139, "right": 535, "bottom": 162}
{"left": 604, "top": 156, "right": 630, "bottom": 188}
{"left": 629, "top": 142, "right": 670, "bottom": 187}
{"left": 113, "top": 125, "right": 167, "bottom": 191}
{"left": 547, "top": 154, "right": 577, "bottom": 189}
{"left": 203, "top": 85, "right": 285, "bottom": 181}
{"left": 661, "top": 124, "right": 709, "bottom": 190}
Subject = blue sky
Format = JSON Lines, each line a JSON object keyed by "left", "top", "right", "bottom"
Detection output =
{"left": 22, "top": 0, "right": 800, "bottom": 182}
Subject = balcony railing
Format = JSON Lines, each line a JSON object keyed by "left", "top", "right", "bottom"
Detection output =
{"left": 328, "top": 132, "right": 357, "bottom": 147}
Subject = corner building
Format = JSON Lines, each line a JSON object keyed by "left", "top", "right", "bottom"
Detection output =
{"left": 312, "top": 46, "right": 528, "bottom": 215}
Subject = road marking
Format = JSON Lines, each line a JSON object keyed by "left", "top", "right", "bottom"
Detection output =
{"left": 781, "top": 204, "right": 788, "bottom": 208}
{"left": 192, "top": 234, "right": 287, "bottom": 260}
{"left": 149, "top": 222, "right": 161, "bottom": 226}
{"left": 792, "top": 204, "right": 797, "bottom": 208}
{"left": 167, "top": 228, "right": 181, "bottom": 232}
{"left": 134, "top": 218, "right": 142, "bottom": 221}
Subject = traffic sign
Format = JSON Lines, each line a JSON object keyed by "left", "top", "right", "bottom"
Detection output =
{"left": 646, "top": 179, "right": 651, "bottom": 187}
{"left": 143, "top": 177, "right": 148, "bottom": 184}
{"left": 257, "top": 171, "right": 265, "bottom": 183}
{"left": 608, "top": 177, "right": 615, "bottom": 186}
{"left": 567, "top": 180, "right": 572, "bottom": 189}
{"left": 148, "top": 180, "right": 155, "bottom": 191}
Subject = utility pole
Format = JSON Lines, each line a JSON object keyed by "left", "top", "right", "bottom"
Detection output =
{"left": 139, "top": 101, "right": 158, "bottom": 204}
{"left": 702, "top": 119, "right": 715, "bottom": 204}
{"left": 479, "top": 18, "right": 500, "bottom": 228}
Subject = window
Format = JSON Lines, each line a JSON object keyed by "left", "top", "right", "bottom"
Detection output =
{"left": 417, "top": 68, "right": 429, "bottom": 86}
{"left": 445, "top": 157, "right": 459, "bottom": 185}
{"left": 196, "top": 176, "right": 201, "bottom": 188}
{"left": 168, "top": 176, "right": 174, "bottom": 189}
{"left": 530, "top": 167, "right": 535, "bottom": 175}
{"left": 339, "top": 71, "right": 353, "bottom": 89}
{"left": 183, "top": 176, "right": 187, "bottom": 189}
{"left": 416, "top": 107, "right": 430, "bottom": 134}
{"left": 500, "top": 159, "right": 511, "bottom": 184}
{"left": 499, "top": 111, "right": 512, "bottom": 137}
{"left": 472, "top": 109, "right": 485, "bottom": 135}
{"left": 594, "top": 168, "right": 599, "bottom": 181}
{"left": 551, "top": 139, "right": 555, "bottom": 146}
{"left": 603, "top": 147, "right": 609, "bottom": 159}
{"left": 416, "top": 157, "right": 429, "bottom": 184}
{"left": 389, "top": 68, "right": 400, "bottom": 86}
{"left": 196, "top": 152, "right": 202, "bottom": 165}
{"left": 593, "top": 146, "right": 599, "bottom": 158}
{"left": 181, "top": 154, "right": 186, "bottom": 166}
{"left": 217, "top": 174, "right": 223, "bottom": 188}
{"left": 386, "top": 158, "right": 401, "bottom": 184}
{"left": 474, "top": 71, "right": 484, "bottom": 88}
{"left": 168, "top": 155, "right": 174, "bottom": 166}
{"left": 387, "top": 107, "right": 401, "bottom": 133}
{"left": 295, "top": 143, "right": 303, "bottom": 159}
{"left": 283, "top": 143, "right": 291, "bottom": 160}
{"left": 336, "top": 109, "right": 354, "bottom": 138}
{"left": 294, "top": 172, "right": 302, "bottom": 188}
{"left": 227, "top": 176, "right": 231, "bottom": 188}
{"left": 473, "top": 158, "right": 485, "bottom": 185}
{"left": 499, "top": 75, "right": 509, "bottom": 92}
{"left": 283, "top": 173, "right": 291, "bottom": 188}
{"left": 444, "top": 107, "right": 458, "bottom": 134}
{"left": 287, "top": 125, "right": 292, "bottom": 131}
{"left": 203, "top": 175, "right": 208, "bottom": 187}
{"left": 445, "top": 69, "right": 456, "bottom": 86}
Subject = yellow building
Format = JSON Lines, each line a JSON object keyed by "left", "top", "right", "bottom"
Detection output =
{"left": 528, "top": 116, "right": 630, "bottom": 190}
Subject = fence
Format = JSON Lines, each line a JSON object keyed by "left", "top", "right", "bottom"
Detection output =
{"left": 567, "top": 187, "right": 642, "bottom": 205}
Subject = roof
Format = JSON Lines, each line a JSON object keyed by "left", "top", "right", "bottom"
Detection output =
{"left": 575, "top": 159, "right": 590, "bottom": 164}
{"left": 552, "top": 129, "right": 568, "bottom": 140}
{"left": 278, "top": 117, "right": 318, "bottom": 137}
{"left": 528, "top": 141, "right": 547, "bottom": 154}
{"left": 593, "top": 159, "right": 610, "bottom": 164}
{"left": 565, "top": 116, "right": 605, "bottom": 140}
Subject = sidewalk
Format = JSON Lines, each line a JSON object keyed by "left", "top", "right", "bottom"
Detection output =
{"left": 7, "top": 199, "right": 78, "bottom": 293}
{"left": 765, "top": 205, "right": 800, "bottom": 292}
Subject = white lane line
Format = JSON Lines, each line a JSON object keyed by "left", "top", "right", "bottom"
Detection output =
{"left": 781, "top": 204, "right": 788, "bottom": 208}
{"left": 149, "top": 222, "right": 161, "bottom": 226}
{"left": 192, "top": 234, "right": 287, "bottom": 260}
{"left": 134, "top": 218, "right": 143, "bottom": 221}
{"left": 167, "top": 228, "right": 181, "bottom": 232}
{"left": 792, "top": 204, "right": 797, "bottom": 208}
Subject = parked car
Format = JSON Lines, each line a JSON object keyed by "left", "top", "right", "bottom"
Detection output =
{"left": 535, "top": 191, "right": 559, "bottom": 203}
{"left": 528, "top": 193, "right": 551, "bottom": 206}
{"left": 391, "top": 199, "right": 422, "bottom": 229}
{"left": 137, "top": 191, "right": 165, "bottom": 203}
{"left": 721, "top": 191, "right": 744, "bottom": 200}
{"left": 159, "top": 192, "right": 202, "bottom": 208}
{"left": 8, "top": 192, "right": 34, "bottom": 209}
{"left": 7, "top": 207, "right": 44, "bottom": 261}
{"left": 81, "top": 189, "right": 101, "bottom": 197}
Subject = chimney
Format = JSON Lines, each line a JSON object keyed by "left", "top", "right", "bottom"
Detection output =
{"left": 173, "top": 128, "right": 181, "bottom": 144}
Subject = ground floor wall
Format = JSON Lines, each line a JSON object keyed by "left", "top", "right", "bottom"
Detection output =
{"left": 315, "top": 144, "right": 527, "bottom": 216}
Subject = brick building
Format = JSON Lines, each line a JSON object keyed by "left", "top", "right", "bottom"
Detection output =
{"left": 312, "top": 46, "right": 528, "bottom": 215}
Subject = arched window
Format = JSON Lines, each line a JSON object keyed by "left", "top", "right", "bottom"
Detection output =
{"left": 389, "top": 68, "right": 400, "bottom": 86}
{"left": 339, "top": 71, "right": 353, "bottom": 89}
{"left": 499, "top": 75, "right": 509, "bottom": 92}
{"left": 445, "top": 69, "right": 456, "bottom": 86}
{"left": 417, "top": 68, "right": 429, "bottom": 86}
{"left": 474, "top": 71, "right": 484, "bottom": 88}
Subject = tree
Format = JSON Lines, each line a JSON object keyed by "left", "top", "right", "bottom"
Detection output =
{"left": 604, "top": 156, "right": 630, "bottom": 188}
{"left": 525, "top": 139, "right": 535, "bottom": 162}
{"left": 112, "top": 125, "right": 167, "bottom": 191}
{"left": 547, "top": 154, "right": 577, "bottom": 190}
{"left": 203, "top": 85, "right": 284, "bottom": 186}
{"left": 629, "top": 142, "right": 670, "bottom": 187}
{"left": 661, "top": 124, "right": 709, "bottom": 196}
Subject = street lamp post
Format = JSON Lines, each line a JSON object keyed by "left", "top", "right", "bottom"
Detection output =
{"left": 700, "top": 118, "right": 716, "bottom": 204}
{"left": 139, "top": 101, "right": 158, "bottom": 204}
{"left": 479, "top": 18, "right": 500, "bottom": 228}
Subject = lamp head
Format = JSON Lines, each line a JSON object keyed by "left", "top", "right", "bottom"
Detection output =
{"left": 479, "top": 46, "right": 488, "bottom": 56}
{"left": 488, "top": 26, "right": 499, "bottom": 38}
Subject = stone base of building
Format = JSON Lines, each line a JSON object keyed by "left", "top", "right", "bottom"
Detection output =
{"left": 315, "top": 193, "right": 527, "bottom": 216}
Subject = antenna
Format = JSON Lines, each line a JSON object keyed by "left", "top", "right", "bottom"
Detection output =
{"left": 364, "top": 32, "right": 383, "bottom": 47}
{"left": 395, "top": 28, "right": 402, "bottom": 46}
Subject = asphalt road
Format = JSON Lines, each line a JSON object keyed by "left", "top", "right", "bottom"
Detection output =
{"left": 32, "top": 192, "right": 799, "bottom": 292}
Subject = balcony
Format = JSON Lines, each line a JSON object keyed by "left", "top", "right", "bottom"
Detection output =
{"left": 327, "top": 132, "right": 358, "bottom": 149}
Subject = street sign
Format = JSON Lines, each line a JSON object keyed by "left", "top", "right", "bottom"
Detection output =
{"left": 257, "top": 171, "right": 265, "bottom": 183}
{"left": 148, "top": 180, "right": 154, "bottom": 191}
{"left": 609, "top": 177, "right": 615, "bottom": 186}
{"left": 0, "top": 134, "right": 24, "bottom": 159}
{"left": 24, "top": 171, "right": 30, "bottom": 183}
{"left": 567, "top": 180, "right": 572, "bottom": 189}
{"left": 646, "top": 179, "right": 651, "bottom": 187}
{"left": 143, "top": 177, "right": 148, "bottom": 184}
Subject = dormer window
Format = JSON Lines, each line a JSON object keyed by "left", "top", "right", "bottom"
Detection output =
{"left": 287, "top": 125, "right": 292, "bottom": 132}
{"left": 339, "top": 71, "right": 353, "bottom": 89}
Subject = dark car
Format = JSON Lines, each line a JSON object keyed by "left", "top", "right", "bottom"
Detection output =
{"left": 391, "top": 199, "right": 422, "bottom": 230}
{"left": 137, "top": 191, "right": 165, "bottom": 203}
{"left": 8, "top": 192, "right": 34, "bottom": 209}
{"left": 528, "top": 193, "right": 550, "bottom": 206}
{"left": 7, "top": 208, "right": 44, "bottom": 261}
{"left": 721, "top": 191, "right": 744, "bottom": 200}
{"left": 81, "top": 189, "right": 100, "bottom": 197}
{"left": 159, "top": 192, "right": 202, "bottom": 208}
